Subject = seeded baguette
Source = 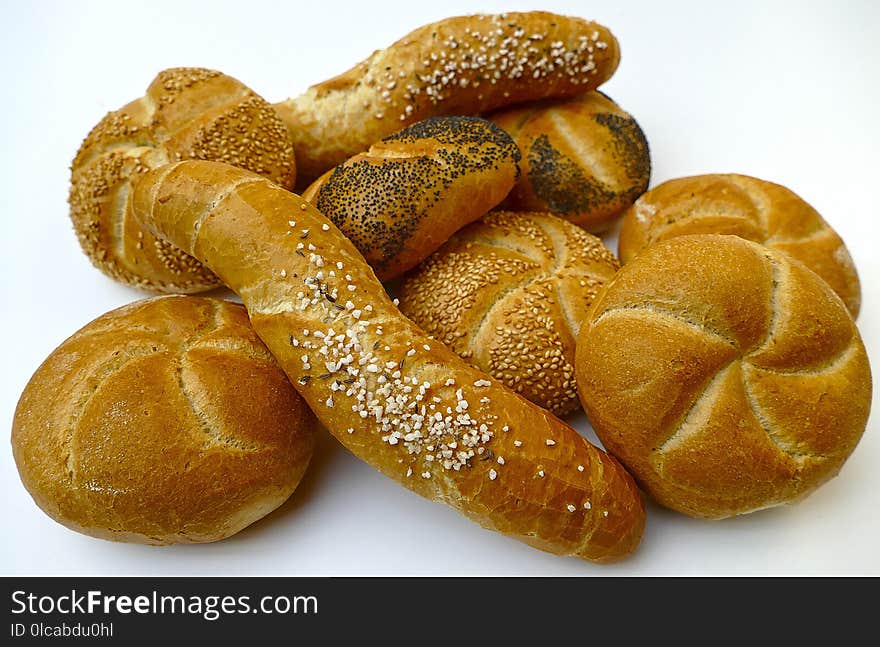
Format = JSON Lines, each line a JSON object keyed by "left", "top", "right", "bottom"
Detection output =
{"left": 303, "top": 116, "right": 520, "bottom": 280}
{"left": 132, "top": 160, "right": 645, "bottom": 562}
{"left": 274, "top": 12, "right": 620, "bottom": 186}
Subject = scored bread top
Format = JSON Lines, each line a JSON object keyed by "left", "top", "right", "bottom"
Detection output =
{"left": 490, "top": 91, "right": 651, "bottom": 232}
{"left": 577, "top": 234, "right": 871, "bottom": 519}
{"left": 275, "top": 11, "right": 620, "bottom": 185}
{"left": 618, "top": 174, "right": 861, "bottom": 317}
{"left": 12, "top": 296, "right": 314, "bottom": 544}
{"left": 69, "top": 68, "right": 296, "bottom": 293}
{"left": 398, "top": 211, "right": 619, "bottom": 415}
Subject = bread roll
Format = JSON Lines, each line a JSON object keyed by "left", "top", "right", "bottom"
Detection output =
{"left": 576, "top": 234, "right": 871, "bottom": 519}
{"left": 132, "top": 160, "right": 645, "bottom": 562}
{"left": 303, "top": 116, "right": 520, "bottom": 280}
{"left": 69, "top": 67, "right": 296, "bottom": 293}
{"left": 398, "top": 211, "right": 618, "bottom": 415}
{"left": 490, "top": 91, "right": 650, "bottom": 232}
{"left": 12, "top": 296, "right": 314, "bottom": 544}
{"left": 274, "top": 12, "right": 620, "bottom": 186}
{"left": 618, "top": 174, "right": 861, "bottom": 316}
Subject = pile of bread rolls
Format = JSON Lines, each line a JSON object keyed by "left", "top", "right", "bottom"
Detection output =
{"left": 11, "top": 11, "right": 871, "bottom": 563}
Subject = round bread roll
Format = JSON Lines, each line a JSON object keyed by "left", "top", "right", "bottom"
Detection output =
{"left": 576, "top": 234, "right": 871, "bottom": 519}
{"left": 618, "top": 174, "right": 861, "bottom": 317}
{"left": 12, "top": 296, "right": 314, "bottom": 544}
{"left": 398, "top": 211, "right": 619, "bottom": 416}
{"left": 490, "top": 91, "right": 650, "bottom": 232}
{"left": 69, "top": 67, "right": 296, "bottom": 294}
{"left": 304, "top": 116, "right": 520, "bottom": 280}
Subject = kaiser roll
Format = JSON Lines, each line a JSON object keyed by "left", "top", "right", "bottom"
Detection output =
{"left": 576, "top": 234, "right": 871, "bottom": 519}
{"left": 69, "top": 68, "right": 297, "bottom": 294}
{"left": 398, "top": 211, "right": 619, "bottom": 415}
{"left": 12, "top": 296, "right": 315, "bottom": 544}
{"left": 490, "top": 91, "right": 650, "bottom": 232}
{"left": 618, "top": 174, "right": 861, "bottom": 317}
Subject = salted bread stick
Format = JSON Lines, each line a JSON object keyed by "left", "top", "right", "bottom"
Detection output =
{"left": 132, "top": 160, "right": 644, "bottom": 562}
{"left": 274, "top": 12, "right": 620, "bottom": 185}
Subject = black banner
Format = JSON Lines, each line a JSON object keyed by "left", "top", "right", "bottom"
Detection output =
{"left": 1, "top": 576, "right": 867, "bottom": 643}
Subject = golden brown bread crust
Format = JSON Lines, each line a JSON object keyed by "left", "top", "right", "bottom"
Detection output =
{"left": 69, "top": 68, "right": 297, "bottom": 293}
{"left": 12, "top": 296, "right": 314, "bottom": 544}
{"left": 132, "top": 160, "right": 645, "bottom": 562}
{"left": 305, "top": 116, "right": 520, "bottom": 280}
{"left": 398, "top": 211, "right": 618, "bottom": 416}
{"left": 490, "top": 91, "right": 650, "bottom": 232}
{"left": 618, "top": 174, "right": 861, "bottom": 317}
{"left": 274, "top": 12, "right": 620, "bottom": 186}
{"left": 576, "top": 234, "right": 871, "bottom": 519}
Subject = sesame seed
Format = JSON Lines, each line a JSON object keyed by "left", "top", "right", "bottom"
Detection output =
{"left": 488, "top": 469, "right": 497, "bottom": 480}
{"left": 496, "top": 456, "right": 505, "bottom": 465}
{"left": 584, "top": 501, "right": 591, "bottom": 510}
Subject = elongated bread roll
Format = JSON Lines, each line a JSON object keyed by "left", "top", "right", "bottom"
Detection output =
{"left": 303, "top": 116, "right": 520, "bottom": 280}
{"left": 131, "top": 160, "right": 645, "bottom": 562}
{"left": 274, "top": 12, "right": 620, "bottom": 186}
{"left": 69, "top": 67, "right": 296, "bottom": 293}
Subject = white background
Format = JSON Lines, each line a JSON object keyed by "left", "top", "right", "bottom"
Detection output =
{"left": 1, "top": 0, "right": 878, "bottom": 575}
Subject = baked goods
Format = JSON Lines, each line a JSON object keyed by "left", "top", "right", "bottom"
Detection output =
{"left": 132, "top": 160, "right": 646, "bottom": 562}
{"left": 69, "top": 67, "right": 296, "bottom": 293}
{"left": 490, "top": 91, "right": 650, "bottom": 232}
{"left": 576, "top": 234, "right": 871, "bottom": 519}
{"left": 274, "top": 12, "right": 620, "bottom": 186}
{"left": 618, "top": 174, "right": 861, "bottom": 316}
{"left": 12, "top": 296, "right": 314, "bottom": 544}
{"left": 398, "top": 211, "right": 619, "bottom": 415}
{"left": 303, "top": 116, "right": 520, "bottom": 280}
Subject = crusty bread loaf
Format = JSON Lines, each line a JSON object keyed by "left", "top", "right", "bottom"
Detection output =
{"left": 618, "top": 174, "right": 861, "bottom": 316}
{"left": 398, "top": 211, "right": 619, "bottom": 416}
{"left": 12, "top": 296, "right": 314, "bottom": 544}
{"left": 576, "top": 234, "right": 871, "bottom": 519}
{"left": 131, "top": 160, "right": 645, "bottom": 562}
{"left": 490, "top": 91, "right": 650, "bottom": 232}
{"left": 69, "top": 67, "right": 296, "bottom": 293}
{"left": 303, "top": 116, "right": 520, "bottom": 280}
{"left": 274, "top": 12, "right": 620, "bottom": 186}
